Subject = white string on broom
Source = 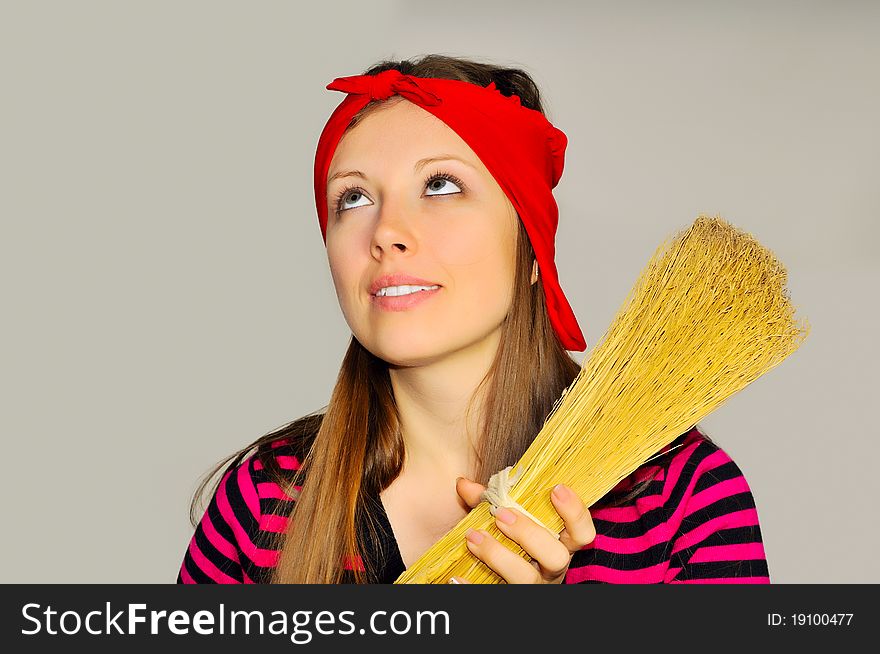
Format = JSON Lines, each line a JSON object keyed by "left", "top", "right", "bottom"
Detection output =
{"left": 480, "top": 466, "right": 560, "bottom": 539}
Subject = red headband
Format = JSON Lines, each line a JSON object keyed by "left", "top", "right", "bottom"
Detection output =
{"left": 313, "top": 69, "right": 587, "bottom": 352}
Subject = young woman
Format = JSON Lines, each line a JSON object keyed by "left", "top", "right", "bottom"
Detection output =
{"left": 177, "top": 54, "right": 771, "bottom": 584}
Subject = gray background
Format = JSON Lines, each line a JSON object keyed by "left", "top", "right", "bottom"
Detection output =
{"left": 1, "top": 0, "right": 877, "bottom": 583}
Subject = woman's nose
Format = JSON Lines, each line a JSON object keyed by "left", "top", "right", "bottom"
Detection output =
{"left": 371, "top": 198, "right": 415, "bottom": 256}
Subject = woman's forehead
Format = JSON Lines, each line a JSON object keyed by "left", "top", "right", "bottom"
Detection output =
{"left": 331, "top": 99, "right": 477, "bottom": 167}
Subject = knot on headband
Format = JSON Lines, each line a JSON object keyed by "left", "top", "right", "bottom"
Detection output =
{"left": 480, "top": 466, "right": 560, "bottom": 539}
{"left": 327, "top": 69, "right": 443, "bottom": 106}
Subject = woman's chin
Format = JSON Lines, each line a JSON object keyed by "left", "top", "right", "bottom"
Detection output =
{"left": 361, "top": 324, "right": 501, "bottom": 368}
{"left": 375, "top": 346, "right": 444, "bottom": 368}
{"left": 364, "top": 335, "right": 453, "bottom": 368}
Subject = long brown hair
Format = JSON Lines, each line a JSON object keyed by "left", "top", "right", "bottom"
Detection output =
{"left": 187, "top": 54, "right": 712, "bottom": 583}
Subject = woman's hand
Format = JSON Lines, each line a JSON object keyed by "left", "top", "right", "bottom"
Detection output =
{"left": 452, "top": 477, "right": 596, "bottom": 584}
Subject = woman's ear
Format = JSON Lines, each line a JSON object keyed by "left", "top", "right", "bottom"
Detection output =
{"left": 531, "top": 259, "right": 539, "bottom": 285}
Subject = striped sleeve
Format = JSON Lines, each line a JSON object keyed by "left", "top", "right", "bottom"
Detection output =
{"left": 176, "top": 453, "right": 281, "bottom": 584}
{"left": 662, "top": 440, "right": 770, "bottom": 583}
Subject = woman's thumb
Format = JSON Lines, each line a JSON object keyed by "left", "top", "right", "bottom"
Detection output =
{"left": 455, "top": 476, "right": 486, "bottom": 509}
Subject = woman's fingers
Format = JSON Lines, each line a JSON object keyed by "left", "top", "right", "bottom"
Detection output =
{"left": 491, "top": 507, "right": 572, "bottom": 579}
{"left": 549, "top": 484, "right": 596, "bottom": 554}
{"left": 457, "top": 477, "right": 564, "bottom": 582}
{"left": 454, "top": 478, "right": 596, "bottom": 583}
{"left": 463, "top": 528, "right": 546, "bottom": 584}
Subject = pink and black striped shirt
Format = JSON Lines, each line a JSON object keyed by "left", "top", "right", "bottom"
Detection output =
{"left": 177, "top": 427, "right": 770, "bottom": 584}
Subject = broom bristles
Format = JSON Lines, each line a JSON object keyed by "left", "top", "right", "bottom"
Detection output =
{"left": 394, "top": 214, "right": 810, "bottom": 584}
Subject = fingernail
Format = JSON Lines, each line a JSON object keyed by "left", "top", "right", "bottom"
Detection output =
{"left": 552, "top": 484, "right": 571, "bottom": 501}
{"left": 466, "top": 528, "right": 484, "bottom": 544}
{"left": 495, "top": 508, "right": 516, "bottom": 524}
{"left": 449, "top": 577, "right": 461, "bottom": 584}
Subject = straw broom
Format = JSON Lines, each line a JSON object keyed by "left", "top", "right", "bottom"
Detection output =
{"left": 394, "top": 213, "right": 810, "bottom": 584}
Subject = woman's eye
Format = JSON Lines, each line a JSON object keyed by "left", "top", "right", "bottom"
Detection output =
{"left": 338, "top": 189, "right": 372, "bottom": 211}
{"left": 424, "top": 175, "right": 463, "bottom": 196}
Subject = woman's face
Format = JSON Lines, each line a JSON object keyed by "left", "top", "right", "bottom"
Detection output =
{"left": 325, "top": 98, "right": 519, "bottom": 367}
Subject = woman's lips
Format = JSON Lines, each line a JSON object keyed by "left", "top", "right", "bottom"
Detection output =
{"left": 370, "top": 287, "right": 442, "bottom": 312}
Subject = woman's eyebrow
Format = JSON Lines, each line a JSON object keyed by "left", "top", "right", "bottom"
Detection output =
{"left": 327, "top": 154, "right": 477, "bottom": 189}
{"left": 413, "top": 154, "right": 478, "bottom": 172}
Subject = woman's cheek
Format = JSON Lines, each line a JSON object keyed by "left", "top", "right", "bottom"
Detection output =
{"left": 326, "top": 249, "right": 362, "bottom": 316}
{"left": 427, "top": 215, "right": 497, "bottom": 268}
